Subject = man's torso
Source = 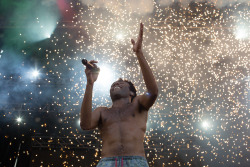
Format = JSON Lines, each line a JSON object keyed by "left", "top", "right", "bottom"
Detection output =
{"left": 98, "top": 98, "right": 148, "bottom": 158}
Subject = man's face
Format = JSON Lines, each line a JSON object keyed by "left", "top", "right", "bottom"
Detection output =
{"left": 110, "top": 79, "right": 131, "bottom": 101}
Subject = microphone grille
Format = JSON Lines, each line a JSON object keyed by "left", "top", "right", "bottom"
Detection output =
{"left": 82, "top": 59, "right": 87, "bottom": 65}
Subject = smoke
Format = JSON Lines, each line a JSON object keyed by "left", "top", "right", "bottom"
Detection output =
{"left": 81, "top": 0, "right": 155, "bottom": 15}
{"left": 80, "top": 0, "right": 250, "bottom": 14}
{"left": 210, "top": 0, "right": 249, "bottom": 7}
{"left": 1, "top": 0, "right": 60, "bottom": 51}
{"left": 159, "top": 0, "right": 250, "bottom": 8}
{"left": 0, "top": 49, "right": 54, "bottom": 108}
{"left": 158, "top": 0, "right": 175, "bottom": 6}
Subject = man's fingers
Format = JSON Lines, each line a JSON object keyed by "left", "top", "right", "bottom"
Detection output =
{"left": 89, "top": 60, "right": 98, "bottom": 64}
{"left": 88, "top": 60, "right": 99, "bottom": 69}
{"left": 131, "top": 23, "right": 143, "bottom": 52}
{"left": 139, "top": 23, "right": 143, "bottom": 39}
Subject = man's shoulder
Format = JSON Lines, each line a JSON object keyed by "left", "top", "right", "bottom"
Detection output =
{"left": 131, "top": 95, "right": 148, "bottom": 112}
{"left": 132, "top": 95, "right": 142, "bottom": 105}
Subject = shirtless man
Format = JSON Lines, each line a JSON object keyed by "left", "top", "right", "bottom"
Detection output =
{"left": 80, "top": 23, "right": 158, "bottom": 167}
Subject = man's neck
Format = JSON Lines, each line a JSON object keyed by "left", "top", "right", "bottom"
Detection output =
{"left": 112, "top": 97, "right": 131, "bottom": 108}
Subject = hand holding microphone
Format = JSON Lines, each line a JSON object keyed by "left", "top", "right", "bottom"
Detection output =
{"left": 82, "top": 59, "right": 100, "bottom": 72}
{"left": 82, "top": 59, "right": 100, "bottom": 84}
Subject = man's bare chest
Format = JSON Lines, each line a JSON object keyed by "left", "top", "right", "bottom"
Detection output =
{"left": 101, "top": 106, "right": 137, "bottom": 124}
{"left": 98, "top": 103, "right": 148, "bottom": 132}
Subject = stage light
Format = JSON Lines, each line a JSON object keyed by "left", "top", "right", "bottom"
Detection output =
{"left": 235, "top": 25, "right": 249, "bottom": 40}
{"left": 58, "top": 118, "right": 63, "bottom": 123}
{"left": 32, "top": 70, "right": 39, "bottom": 78}
{"left": 26, "top": 22, "right": 56, "bottom": 41}
{"left": 23, "top": 6, "right": 59, "bottom": 42}
{"left": 116, "top": 33, "right": 124, "bottom": 40}
{"left": 77, "top": 119, "right": 82, "bottom": 129}
{"left": 45, "top": 33, "right": 51, "bottom": 39}
{"left": 202, "top": 120, "right": 212, "bottom": 130}
{"left": 95, "top": 65, "right": 116, "bottom": 91}
{"left": 202, "top": 121, "right": 209, "bottom": 128}
{"left": 24, "top": 68, "right": 41, "bottom": 80}
{"left": 17, "top": 117, "right": 22, "bottom": 123}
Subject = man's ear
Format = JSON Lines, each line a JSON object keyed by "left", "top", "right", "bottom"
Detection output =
{"left": 130, "top": 91, "right": 135, "bottom": 97}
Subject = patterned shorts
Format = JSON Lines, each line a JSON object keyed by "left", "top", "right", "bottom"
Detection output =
{"left": 96, "top": 156, "right": 149, "bottom": 167}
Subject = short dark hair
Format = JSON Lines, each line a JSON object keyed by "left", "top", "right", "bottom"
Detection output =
{"left": 120, "top": 78, "right": 137, "bottom": 102}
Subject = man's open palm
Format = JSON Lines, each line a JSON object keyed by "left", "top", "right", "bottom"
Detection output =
{"left": 131, "top": 23, "right": 143, "bottom": 53}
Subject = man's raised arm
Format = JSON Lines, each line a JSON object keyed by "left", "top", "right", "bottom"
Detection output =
{"left": 131, "top": 23, "right": 158, "bottom": 110}
{"left": 80, "top": 60, "right": 101, "bottom": 130}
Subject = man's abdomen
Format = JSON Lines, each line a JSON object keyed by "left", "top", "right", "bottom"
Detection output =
{"left": 100, "top": 121, "right": 146, "bottom": 158}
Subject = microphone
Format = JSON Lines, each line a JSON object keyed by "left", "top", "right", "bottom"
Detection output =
{"left": 82, "top": 59, "right": 100, "bottom": 72}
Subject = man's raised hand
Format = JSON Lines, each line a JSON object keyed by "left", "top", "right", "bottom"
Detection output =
{"left": 85, "top": 60, "right": 99, "bottom": 85}
{"left": 131, "top": 23, "right": 143, "bottom": 53}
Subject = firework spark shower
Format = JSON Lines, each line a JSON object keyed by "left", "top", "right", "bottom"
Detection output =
{"left": 0, "top": 0, "right": 249, "bottom": 166}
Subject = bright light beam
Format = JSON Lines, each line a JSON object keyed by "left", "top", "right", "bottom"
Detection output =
{"left": 235, "top": 25, "right": 249, "bottom": 40}
{"left": 17, "top": 117, "right": 22, "bottom": 123}
{"left": 202, "top": 120, "right": 212, "bottom": 130}
{"left": 24, "top": 4, "right": 60, "bottom": 42}
{"left": 116, "top": 33, "right": 124, "bottom": 40}
{"left": 32, "top": 70, "right": 39, "bottom": 78}
{"left": 95, "top": 65, "right": 117, "bottom": 91}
